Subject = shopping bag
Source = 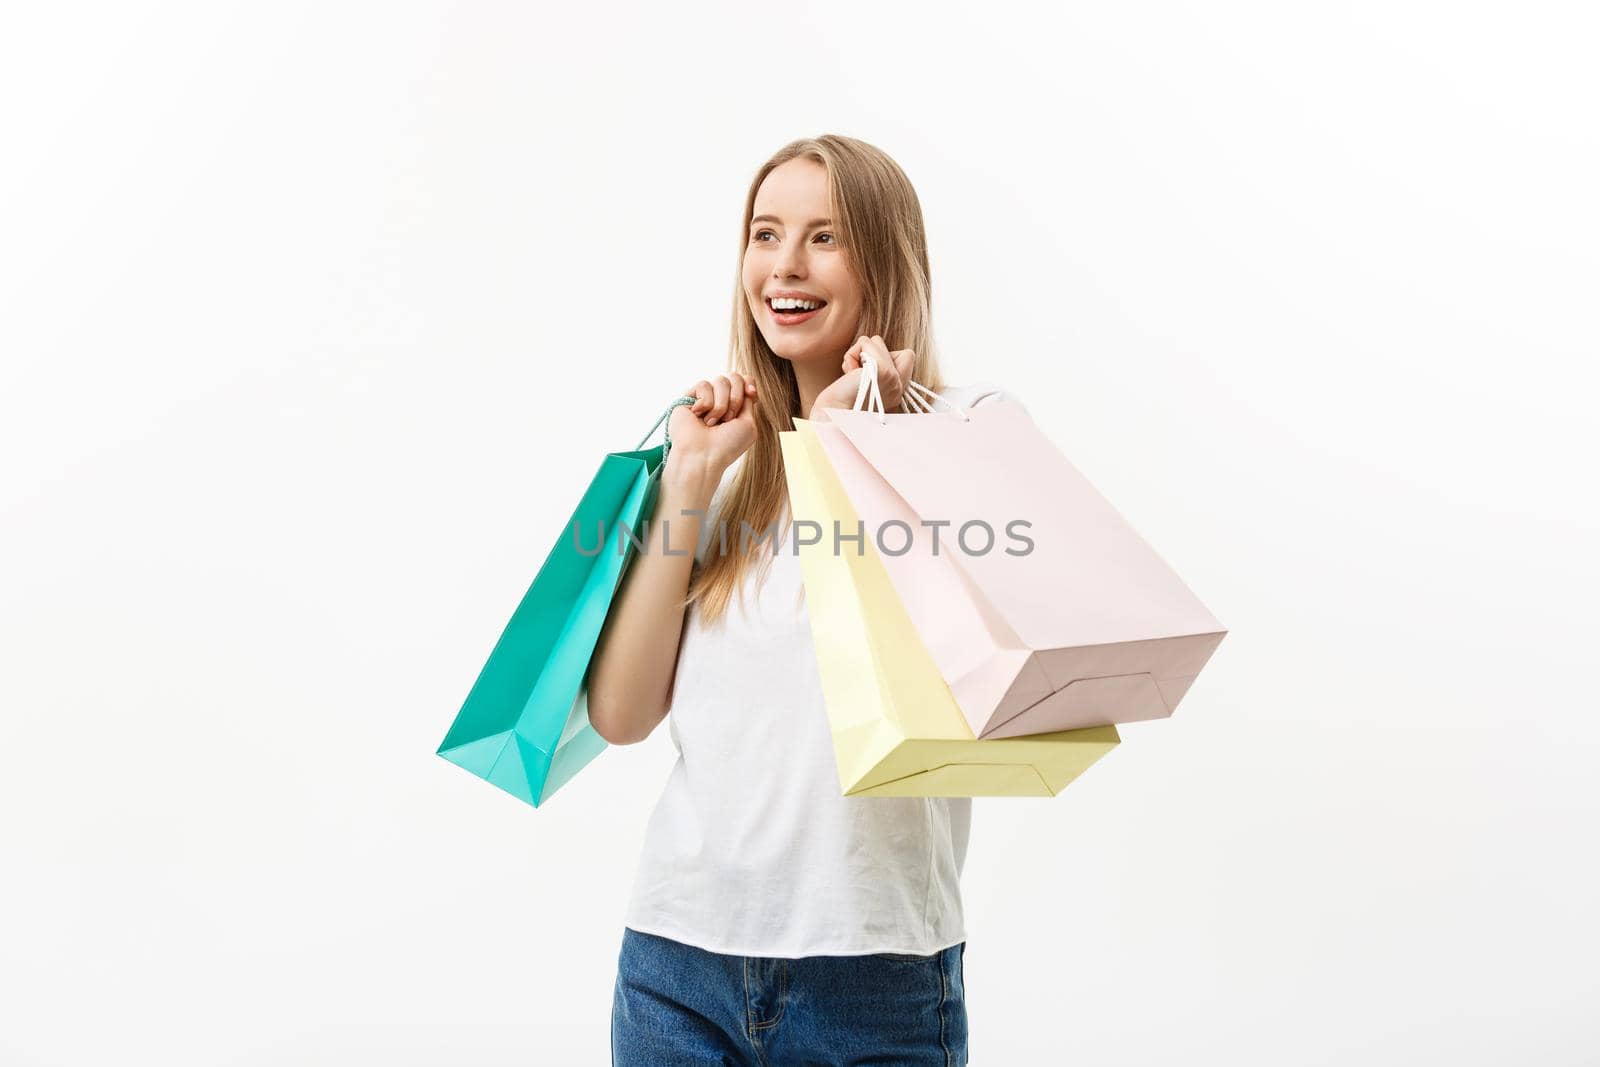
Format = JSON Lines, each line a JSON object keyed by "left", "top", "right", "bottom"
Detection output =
{"left": 814, "top": 366, "right": 1226, "bottom": 739}
{"left": 779, "top": 416, "right": 1120, "bottom": 797}
{"left": 436, "top": 396, "right": 696, "bottom": 807}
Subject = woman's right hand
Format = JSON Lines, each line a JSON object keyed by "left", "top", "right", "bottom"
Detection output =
{"left": 666, "top": 372, "right": 758, "bottom": 478}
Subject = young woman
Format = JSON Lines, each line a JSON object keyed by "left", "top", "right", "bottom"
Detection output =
{"left": 587, "top": 134, "right": 1012, "bottom": 1067}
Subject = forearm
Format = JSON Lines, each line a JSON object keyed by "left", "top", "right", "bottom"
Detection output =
{"left": 585, "top": 454, "right": 722, "bottom": 745}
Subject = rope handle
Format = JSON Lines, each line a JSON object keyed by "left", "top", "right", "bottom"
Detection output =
{"left": 635, "top": 394, "right": 701, "bottom": 458}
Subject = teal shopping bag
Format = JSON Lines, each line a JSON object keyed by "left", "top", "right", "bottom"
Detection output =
{"left": 436, "top": 396, "right": 697, "bottom": 807}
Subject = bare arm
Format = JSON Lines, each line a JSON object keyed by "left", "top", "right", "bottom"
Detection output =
{"left": 585, "top": 373, "right": 759, "bottom": 745}
{"left": 585, "top": 455, "right": 719, "bottom": 745}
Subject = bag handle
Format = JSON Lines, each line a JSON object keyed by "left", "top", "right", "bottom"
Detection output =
{"left": 851, "top": 355, "right": 888, "bottom": 422}
{"left": 903, "top": 379, "right": 972, "bottom": 420}
{"left": 851, "top": 354, "right": 972, "bottom": 422}
{"left": 635, "top": 394, "right": 701, "bottom": 457}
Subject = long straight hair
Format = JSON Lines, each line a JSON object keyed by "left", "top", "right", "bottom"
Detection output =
{"left": 685, "top": 134, "right": 950, "bottom": 626}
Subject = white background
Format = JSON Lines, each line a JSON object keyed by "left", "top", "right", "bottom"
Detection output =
{"left": 3, "top": 3, "right": 1596, "bottom": 1064}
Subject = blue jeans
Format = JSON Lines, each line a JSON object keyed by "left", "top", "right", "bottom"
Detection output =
{"left": 611, "top": 927, "right": 969, "bottom": 1066}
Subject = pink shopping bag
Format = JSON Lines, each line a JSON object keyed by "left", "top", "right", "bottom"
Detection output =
{"left": 810, "top": 364, "right": 1226, "bottom": 738}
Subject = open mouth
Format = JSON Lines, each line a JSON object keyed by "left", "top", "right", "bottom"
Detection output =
{"left": 767, "top": 297, "right": 827, "bottom": 324}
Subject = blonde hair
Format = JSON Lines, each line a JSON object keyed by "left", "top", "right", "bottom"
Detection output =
{"left": 685, "top": 134, "right": 951, "bottom": 626}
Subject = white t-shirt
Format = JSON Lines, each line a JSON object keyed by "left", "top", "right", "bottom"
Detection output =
{"left": 622, "top": 383, "right": 1016, "bottom": 959}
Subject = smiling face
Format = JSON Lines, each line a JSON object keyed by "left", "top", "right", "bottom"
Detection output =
{"left": 741, "top": 157, "right": 863, "bottom": 368}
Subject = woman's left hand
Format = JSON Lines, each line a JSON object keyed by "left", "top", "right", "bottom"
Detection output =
{"left": 808, "top": 335, "right": 917, "bottom": 420}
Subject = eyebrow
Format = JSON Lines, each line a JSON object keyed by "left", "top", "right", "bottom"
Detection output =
{"left": 750, "top": 215, "right": 833, "bottom": 228}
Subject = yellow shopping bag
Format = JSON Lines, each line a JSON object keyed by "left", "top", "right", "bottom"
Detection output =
{"left": 779, "top": 417, "right": 1119, "bottom": 797}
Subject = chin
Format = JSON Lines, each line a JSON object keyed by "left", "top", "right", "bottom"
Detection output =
{"left": 763, "top": 339, "right": 803, "bottom": 362}
{"left": 764, "top": 340, "right": 835, "bottom": 366}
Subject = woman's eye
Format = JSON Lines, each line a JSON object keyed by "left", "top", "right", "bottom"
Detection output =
{"left": 751, "top": 229, "right": 834, "bottom": 245}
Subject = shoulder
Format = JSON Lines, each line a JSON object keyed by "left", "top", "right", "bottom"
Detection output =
{"left": 931, "top": 380, "right": 1028, "bottom": 416}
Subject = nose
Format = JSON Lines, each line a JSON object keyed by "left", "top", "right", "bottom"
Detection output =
{"left": 774, "top": 234, "right": 807, "bottom": 278}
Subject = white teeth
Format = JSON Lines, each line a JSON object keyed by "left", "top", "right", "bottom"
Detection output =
{"left": 770, "top": 297, "right": 821, "bottom": 311}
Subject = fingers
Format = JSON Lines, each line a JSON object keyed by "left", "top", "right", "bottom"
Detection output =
{"left": 861, "top": 335, "right": 888, "bottom": 372}
{"left": 859, "top": 337, "right": 908, "bottom": 409}
{"left": 688, "top": 379, "right": 714, "bottom": 418}
{"left": 724, "top": 372, "right": 751, "bottom": 420}
{"left": 844, "top": 334, "right": 890, "bottom": 371}
{"left": 697, "top": 374, "right": 758, "bottom": 428}
{"left": 834, "top": 335, "right": 916, "bottom": 410}
{"left": 703, "top": 376, "right": 731, "bottom": 425}
{"left": 695, "top": 373, "right": 759, "bottom": 427}
{"left": 842, "top": 335, "right": 866, "bottom": 373}
{"left": 857, "top": 336, "right": 891, "bottom": 392}
{"left": 890, "top": 348, "right": 916, "bottom": 381}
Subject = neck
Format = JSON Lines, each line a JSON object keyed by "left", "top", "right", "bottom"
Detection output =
{"left": 791, "top": 355, "right": 840, "bottom": 420}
